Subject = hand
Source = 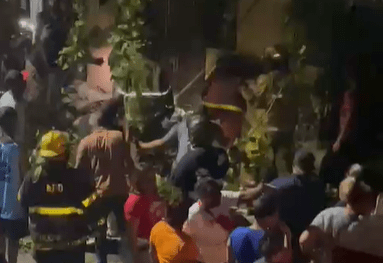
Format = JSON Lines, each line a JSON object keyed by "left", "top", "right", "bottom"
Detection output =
{"left": 332, "top": 140, "right": 341, "bottom": 152}
{"left": 239, "top": 182, "right": 276, "bottom": 201}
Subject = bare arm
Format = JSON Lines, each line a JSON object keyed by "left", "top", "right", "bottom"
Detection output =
{"left": 238, "top": 183, "right": 276, "bottom": 203}
{"left": 139, "top": 139, "right": 166, "bottom": 151}
{"left": 139, "top": 124, "right": 179, "bottom": 151}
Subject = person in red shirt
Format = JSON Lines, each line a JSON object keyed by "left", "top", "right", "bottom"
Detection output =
{"left": 124, "top": 167, "right": 166, "bottom": 263}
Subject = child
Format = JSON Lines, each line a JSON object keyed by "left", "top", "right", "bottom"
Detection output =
{"left": 228, "top": 193, "right": 291, "bottom": 263}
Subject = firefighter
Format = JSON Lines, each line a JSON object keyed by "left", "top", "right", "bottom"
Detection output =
{"left": 18, "top": 131, "right": 94, "bottom": 263}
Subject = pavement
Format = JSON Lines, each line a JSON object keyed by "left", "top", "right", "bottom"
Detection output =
{"left": 17, "top": 252, "right": 123, "bottom": 263}
{"left": 17, "top": 237, "right": 125, "bottom": 263}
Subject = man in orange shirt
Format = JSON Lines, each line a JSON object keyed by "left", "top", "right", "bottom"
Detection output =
{"left": 150, "top": 201, "right": 201, "bottom": 263}
{"left": 76, "top": 98, "right": 136, "bottom": 263}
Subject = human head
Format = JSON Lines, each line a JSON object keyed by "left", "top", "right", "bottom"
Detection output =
{"left": 39, "top": 131, "right": 68, "bottom": 161}
{"left": 339, "top": 170, "right": 378, "bottom": 215}
{"left": 346, "top": 163, "right": 362, "bottom": 178}
{"left": 259, "top": 231, "right": 292, "bottom": 263}
{"left": 131, "top": 166, "right": 158, "bottom": 195}
{"left": 166, "top": 200, "right": 190, "bottom": 230}
{"left": 253, "top": 193, "right": 280, "bottom": 231}
{"left": 5, "top": 70, "right": 26, "bottom": 101}
{"left": 292, "top": 149, "right": 316, "bottom": 175}
{"left": 51, "top": 0, "right": 63, "bottom": 16}
{"left": 0, "top": 107, "right": 17, "bottom": 139}
{"left": 187, "top": 114, "right": 212, "bottom": 147}
{"left": 97, "top": 97, "right": 123, "bottom": 130}
{"left": 195, "top": 177, "right": 222, "bottom": 210}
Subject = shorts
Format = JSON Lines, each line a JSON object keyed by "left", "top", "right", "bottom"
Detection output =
{"left": 0, "top": 218, "right": 28, "bottom": 240}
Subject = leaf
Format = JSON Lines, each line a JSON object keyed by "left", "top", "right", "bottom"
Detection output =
{"left": 62, "top": 63, "right": 70, "bottom": 70}
{"left": 74, "top": 20, "right": 85, "bottom": 27}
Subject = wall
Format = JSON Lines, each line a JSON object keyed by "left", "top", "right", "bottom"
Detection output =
{"left": 237, "top": 0, "right": 290, "bottom": 57}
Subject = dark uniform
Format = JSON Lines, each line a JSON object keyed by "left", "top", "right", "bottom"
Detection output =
{"left": 19, "top": 161, "right": 94, "bottom": 263}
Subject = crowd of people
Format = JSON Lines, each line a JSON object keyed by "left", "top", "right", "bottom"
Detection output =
{"left": 0, "top": 0, "right": 381, "bottom": 263}
{"left": 0, "top": 69, "right": 382, "bottom": 263}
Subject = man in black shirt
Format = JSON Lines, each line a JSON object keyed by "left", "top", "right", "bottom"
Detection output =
{"left": 170, "top": 114, "right": 229, "bottom": 200}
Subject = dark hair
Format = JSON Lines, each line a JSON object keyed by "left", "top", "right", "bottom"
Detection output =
{"left": 0, "top": 107, "right": 17, "bottom": 138}
{"left": 293, "top": 149, "right": 316, "bottom": 173}
{"left": 253, "top": 193, "right": 279, "bottom": 219}
{"left": 187, "top": 114, "right": 211, "bottom": 146}
{"left": 166, "top": 200, "right": 191, "bottom": 229}
{"left": 195, "top": 177, "right": 222, "bottom": 199}
{"left": 259, "top": 231, "right": 285, "bottom": 260}
{"left": 97, "top": 97, "right": 124, "bottom": 129}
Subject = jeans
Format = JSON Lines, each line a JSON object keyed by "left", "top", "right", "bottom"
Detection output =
{"left": 34, "top": 248, "right": 85, "bottom": 263}
{"left": 95, "top": 196, "right": 128, "bottom": 263}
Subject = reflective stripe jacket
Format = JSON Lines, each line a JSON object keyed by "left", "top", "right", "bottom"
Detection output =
{"left": 19, "top": 161, "right": 94, "bottom": 250}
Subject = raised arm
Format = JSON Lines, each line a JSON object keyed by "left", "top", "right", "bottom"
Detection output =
{"left": 138, "top": 123, "right": 178, "bottom": 151}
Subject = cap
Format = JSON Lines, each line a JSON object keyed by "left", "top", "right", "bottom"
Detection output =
{"left": 294, "top": 149, "right": 315, "bottom": 173}
{"left": 39, "top": 131, "right": 67, "bottom": 158}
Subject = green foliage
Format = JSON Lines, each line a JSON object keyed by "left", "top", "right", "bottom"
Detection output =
{"left": 155, "top": 175, "right": 183, "bottom": 207}
{"left": 57, "top": 0, "right": 91, "bottom": 70}
{"left": 19, "top": 239, "right": 33, "bottom": 253}
{"left": 108, "top": 0, "right": 152, "bottom": 99}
